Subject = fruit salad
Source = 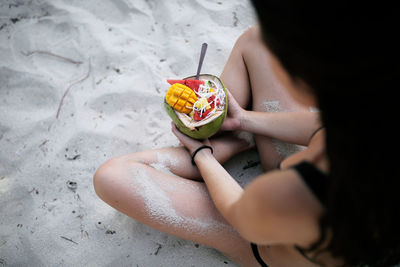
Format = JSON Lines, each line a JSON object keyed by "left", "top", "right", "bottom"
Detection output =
{"left": 164, "top": 74, "right": 227, "bottom": 139}
{"left": 165, "top": 78, "right": 226, "bottom": 123}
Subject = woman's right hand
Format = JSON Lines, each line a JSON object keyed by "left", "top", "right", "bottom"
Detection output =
{"left": 220, "top": 89, "right": 246, "bottom": 131}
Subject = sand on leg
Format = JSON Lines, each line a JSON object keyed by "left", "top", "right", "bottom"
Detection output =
{"left": 93, "top": 138, "right": 262, "bottom": 266}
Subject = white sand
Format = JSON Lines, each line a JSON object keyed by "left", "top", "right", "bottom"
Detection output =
{"left": 0, "top": 0, "right": 259, "bottom": 266}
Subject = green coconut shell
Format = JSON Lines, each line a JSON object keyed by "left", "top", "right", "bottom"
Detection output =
{"left": 164, "top": 74, "right": 228, "bottom": 140}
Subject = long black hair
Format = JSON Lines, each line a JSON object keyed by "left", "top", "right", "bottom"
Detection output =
{"left": 250, "top": 1, "right": 400, "bottom": 266}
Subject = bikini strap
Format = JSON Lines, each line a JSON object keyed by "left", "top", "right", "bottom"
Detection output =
{"left": 309, "top": 126, "right": 325, "bottom": 143}
{"left": 251, "top": 243, "right": 269, "bottom": 267}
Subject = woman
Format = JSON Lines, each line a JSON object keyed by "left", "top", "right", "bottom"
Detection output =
{"left": 94, "top": 1, "right": 399, "bottom": 266}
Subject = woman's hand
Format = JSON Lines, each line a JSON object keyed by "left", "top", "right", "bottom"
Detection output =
{"left": 171, "top": 123, "right": 212, "bottom": 154}
{"left": 220, "top": 89, "right": 246, "bottom": 132}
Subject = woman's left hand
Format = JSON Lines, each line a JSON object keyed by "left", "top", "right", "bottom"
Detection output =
{"left": 171, "top": 122, "right": 212, "bottom": 154}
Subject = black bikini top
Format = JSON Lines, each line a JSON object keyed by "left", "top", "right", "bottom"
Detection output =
{"left": 293, "top": 161, "right": 328, "bottom": 205}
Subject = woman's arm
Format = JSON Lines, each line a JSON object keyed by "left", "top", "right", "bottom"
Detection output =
{"left": 240, "top": 110, "right": 321, "bottom": 146}
{"left": 222, "top": 90, "right": 321, "bottom": 146}
{"left": 193, "top": 148, "right": 243, "bottom": 216}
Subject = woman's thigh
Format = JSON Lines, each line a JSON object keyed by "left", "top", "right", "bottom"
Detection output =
{"left": 94, "top": 148, "right": 263, "bottom": 266}
{"left": 221, "top": 25, "right": 309, "bottom": 170}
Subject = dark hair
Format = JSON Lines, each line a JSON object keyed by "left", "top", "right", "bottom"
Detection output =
{"left": 250, "top": 1, "right": 400, "bottom": 266}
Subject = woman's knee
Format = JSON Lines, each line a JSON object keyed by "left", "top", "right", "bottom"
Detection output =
{"left": 94, "top": 157, "right": 122, "bottom": 200}
{"left": 235, "top": 25, "right": 263, "bottom": 51}
{"left": 93, "top": 155, "right": 142, "bottom": 201}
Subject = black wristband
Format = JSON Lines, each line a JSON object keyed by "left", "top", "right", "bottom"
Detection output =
{"left": 191, "top": 145, "right": 213, "bottom": 166}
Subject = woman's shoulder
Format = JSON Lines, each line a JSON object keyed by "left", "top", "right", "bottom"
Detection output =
{"left": 240, "top": 129, "right": 327, "bottom": 246}
{"left": 239, "top": 167, "right": 324, "bottom": 246}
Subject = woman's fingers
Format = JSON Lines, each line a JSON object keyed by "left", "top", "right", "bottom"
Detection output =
{"left": 226, "top": 89, "right": 239, "bottom": 111}
{"left": 171, "top": 122, "right": 204, "bottom": 153}
{"left": 220, "top": 89, "right": 243, "bottom": 131}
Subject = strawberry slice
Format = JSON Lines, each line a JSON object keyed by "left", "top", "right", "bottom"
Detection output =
{"left": 193, "top": 109, "right": 211, "bottom": 121}
{"left": 208, "top": 95, "right": 220, "bottom": 108}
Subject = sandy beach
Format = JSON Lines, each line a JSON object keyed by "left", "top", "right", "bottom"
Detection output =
{"left": 0, "top": 0, "right": 261, "bottom": 266}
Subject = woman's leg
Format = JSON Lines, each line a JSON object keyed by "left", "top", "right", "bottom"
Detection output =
{"left": 94, "top": 136, "right": 262, "bottom": 266}
{"left": 221, "top": 25, "right": 310, "bottom": 170}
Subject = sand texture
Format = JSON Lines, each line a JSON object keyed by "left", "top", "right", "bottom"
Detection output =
{"left": 0, "top": 0, "right": 260, "bottom": 266}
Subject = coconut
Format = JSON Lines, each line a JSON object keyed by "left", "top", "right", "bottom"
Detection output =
{"left": 164, "top": 74, "right": 228, "bottom": 140}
